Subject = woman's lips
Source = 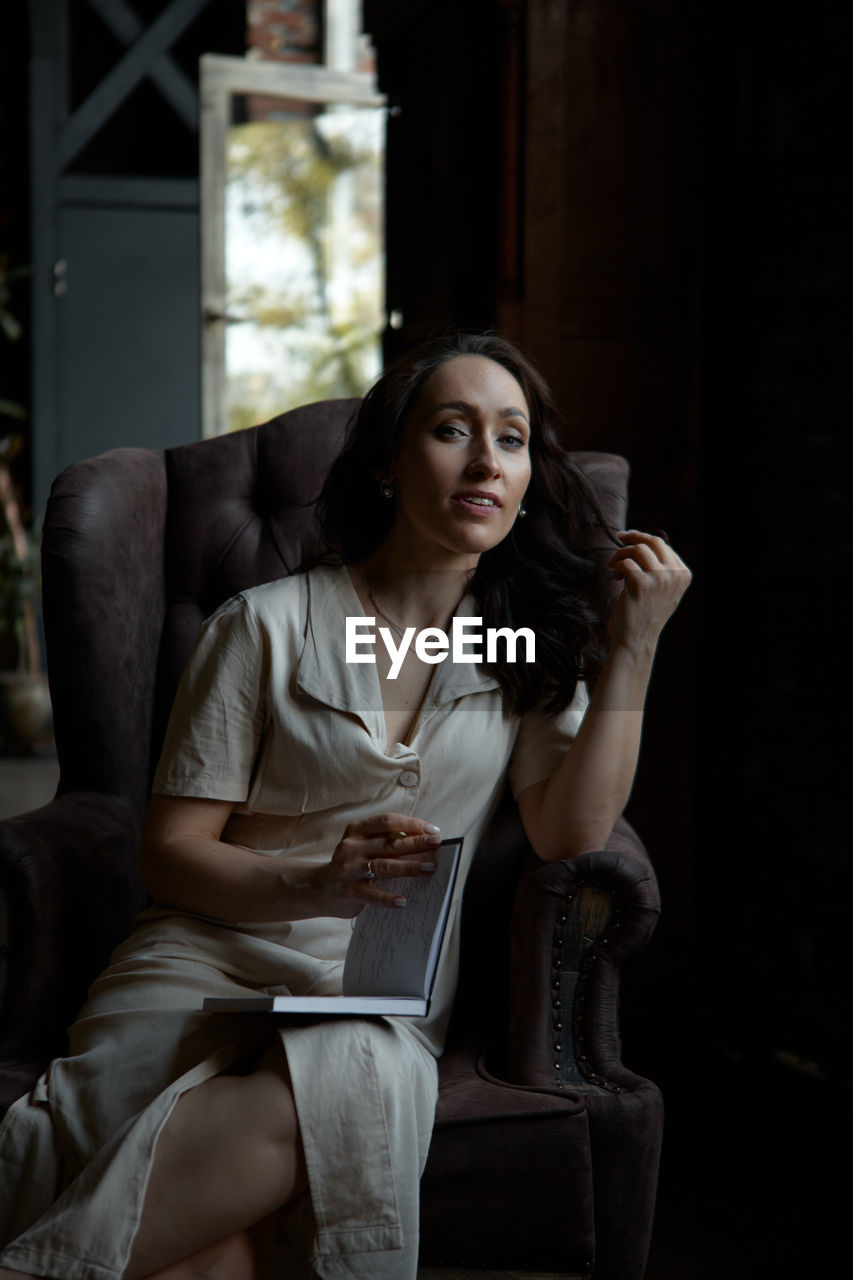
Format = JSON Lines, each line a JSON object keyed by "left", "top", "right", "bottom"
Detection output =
{"left": 451, "top": 494, "right": 502, "bottom": 517}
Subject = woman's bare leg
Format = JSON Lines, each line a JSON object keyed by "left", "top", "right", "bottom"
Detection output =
{"left": 124, "top": 1040, "right": 306, "bottom": 1280}
{"left": 0, "top": 1045, "right": 300, "bottom": 1280}
{"left": 134, "top": 1214, "right": 278, "bottom": 1280}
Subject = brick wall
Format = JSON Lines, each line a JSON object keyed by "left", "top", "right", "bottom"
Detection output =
{"left": 247, "top": 0, "right": 322, "bottom": 63}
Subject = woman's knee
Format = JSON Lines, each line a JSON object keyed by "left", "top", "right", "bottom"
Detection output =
{"left": 249, "top": 1040, "right": 304, "bottom": 1156}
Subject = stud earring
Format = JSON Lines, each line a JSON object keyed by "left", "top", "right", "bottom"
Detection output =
{"left": 380, "top": 478, "right": 395, "bottom": 499}
{"left": 518, "top": 501, "right": 527, "bottom": 518}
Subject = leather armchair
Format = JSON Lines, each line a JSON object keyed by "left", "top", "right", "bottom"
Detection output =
{"left": 0, "top": 401, "right": 662, "bottom": 1279}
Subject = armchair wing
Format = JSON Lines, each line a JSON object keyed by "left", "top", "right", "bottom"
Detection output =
{"left": 0, "top": 448, "right": 168, "bottom": 1108}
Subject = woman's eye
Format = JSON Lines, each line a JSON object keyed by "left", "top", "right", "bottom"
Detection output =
{"left": 435, "top": 422, "right": 466, "bottom": 438}
{"left": 500, "top": 434, "right": 526, "bottom": 449}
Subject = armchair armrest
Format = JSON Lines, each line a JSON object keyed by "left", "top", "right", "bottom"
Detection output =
{"left": 508, "top": 816, "right": 660, "bottom": 1092}
{"left": 426, "top": 814, "right": 663, "bottom": 1280}
{"left": 0, "top": 792, "right": 145, "bottom": 1109}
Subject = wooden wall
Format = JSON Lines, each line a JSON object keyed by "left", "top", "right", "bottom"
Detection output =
{"left": 507, "top": 0, "right": 704, "bottom": 1068}
{"left": 367, "top": 0, "right": 849, "bottom": 1109}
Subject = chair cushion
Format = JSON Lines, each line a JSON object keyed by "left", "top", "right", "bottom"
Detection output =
{"left": 154, "top": 399, "right": 358, "bottom": 749}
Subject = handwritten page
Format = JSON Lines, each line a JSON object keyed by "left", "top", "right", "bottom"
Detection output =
{"left": 342, "top": 838, "right": 462, "bottom": 998}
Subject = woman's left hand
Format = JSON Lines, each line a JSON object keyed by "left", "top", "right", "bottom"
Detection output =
{"left": 606, "top": 530, "right": 692, "bottom": 656}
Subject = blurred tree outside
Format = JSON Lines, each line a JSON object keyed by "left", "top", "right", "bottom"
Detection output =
{"left": 224, "top": 101, "right": 385, "bottom": 430}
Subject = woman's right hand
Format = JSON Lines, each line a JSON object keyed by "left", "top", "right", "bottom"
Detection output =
{"left": 316, "top": 813, "right": 442, "bottom": 917}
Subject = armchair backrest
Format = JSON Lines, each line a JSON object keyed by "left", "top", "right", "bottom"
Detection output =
{"left": 41, "top": 400, "right": 629, "bottom": 830}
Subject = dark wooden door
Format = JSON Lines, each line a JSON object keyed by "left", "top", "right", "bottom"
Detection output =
{"left": 54, "top": 177, "right": 199, "bottom": 473}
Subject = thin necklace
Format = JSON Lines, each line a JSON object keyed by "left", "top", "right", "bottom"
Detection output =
{"left": 366, "top": 580, "right": 405, "bottom": 638}
{"left": 365, "top": 574, "right": 468, "bottom": 640}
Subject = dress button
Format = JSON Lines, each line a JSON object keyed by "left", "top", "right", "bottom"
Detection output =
{"left": 398, "top": 770, "right": 420, "bottom": 787}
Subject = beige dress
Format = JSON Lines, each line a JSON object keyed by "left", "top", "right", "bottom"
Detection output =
{"left": 0, "top": 564, "right": 587, "bottom": 1280}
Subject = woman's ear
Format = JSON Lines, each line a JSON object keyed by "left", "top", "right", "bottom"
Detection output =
{"left": 371, "top": 452, "right": 397, "bottom": 481}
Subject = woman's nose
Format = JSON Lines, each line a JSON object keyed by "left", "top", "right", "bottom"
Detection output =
{"left": 466, "top": 437, "right": 500, "bottom": 476}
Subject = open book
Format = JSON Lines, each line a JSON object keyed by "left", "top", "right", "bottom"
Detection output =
{"left": 201, "top": 836, "right": 463, "bottom": 1017}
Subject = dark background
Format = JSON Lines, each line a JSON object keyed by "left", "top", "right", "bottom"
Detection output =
{"left": 1, "top": 1, "right": 850, "bottom": 1274}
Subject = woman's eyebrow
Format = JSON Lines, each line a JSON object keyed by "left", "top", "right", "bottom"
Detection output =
{"left": 431, "top": 400, "right": 530, "bottom": 424}
{"left": 431, "top": 400, "right": 473, "bottom": 416}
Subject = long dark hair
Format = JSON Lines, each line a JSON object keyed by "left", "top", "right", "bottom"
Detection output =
{"left": 316, "top": 331, "right": 610, "bottom": 714}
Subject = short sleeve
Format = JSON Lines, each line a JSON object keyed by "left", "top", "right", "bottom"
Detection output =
{"left": 152, "top": 594, "right": 268, "bottom": 802}
{"left": 508, "top": 681, "right": 590, "bottom": 799}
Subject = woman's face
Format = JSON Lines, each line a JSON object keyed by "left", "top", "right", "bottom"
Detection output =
{"left": 383, "top": 355, "right": 532, "bottom": 569}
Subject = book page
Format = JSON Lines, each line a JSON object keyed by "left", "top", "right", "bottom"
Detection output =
{"left": 342, "top": 838, "right": 462, "bottom": 999}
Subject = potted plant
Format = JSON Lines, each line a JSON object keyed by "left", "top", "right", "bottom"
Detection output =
{"left": 0, "top": 434, "right": 51, "bottom": 752}
{"left": 0, "top": 254, "right": 52, "bottom": 753}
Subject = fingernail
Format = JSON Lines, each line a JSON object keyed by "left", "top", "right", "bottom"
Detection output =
{"left": 424, "top": 833, "right": 441, "bottom": 845}
{"left": 420, "top": 861, "right": 437, "bottom": 872}
{"left": 393, "top": 896, "right": 408, "bottom": 907}
{"left": 423, "top": 823, "right": 440, "bottom": 834}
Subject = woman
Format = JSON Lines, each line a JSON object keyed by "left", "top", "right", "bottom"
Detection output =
{"left": 0, "top": 332, "right": 690, "bottom": 1280}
